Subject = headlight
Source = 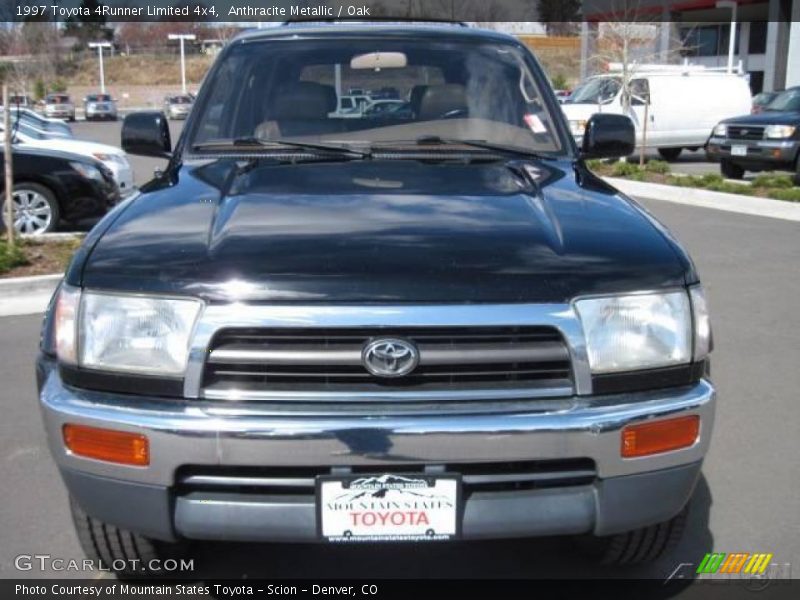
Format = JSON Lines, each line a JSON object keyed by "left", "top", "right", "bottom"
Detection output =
{"left": 80, "top": 292, "right": 202, "bottom": 376}
{"left": 712, "top": 123, "right": 727, "bottom": 137}
{"left": 569, "top": 119, "right": 587, "bottom": 136}
{"left": 70, "top": 161, "right": 103, "bottom": 181}
{"left": 575, "top": 291, "right": 692, "bottom": 373}
{"left": 764, "top": 124, "right": 796, "bottom": 139}
{"left": 54, "top": 286, "right": 202, "bottom": 376}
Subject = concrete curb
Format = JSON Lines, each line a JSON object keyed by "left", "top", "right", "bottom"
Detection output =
{"left": 0, "top": 273, "right": 61, "bottom": 317}
{"left": 605, "top": 177, "right": 800, "bottom": 223}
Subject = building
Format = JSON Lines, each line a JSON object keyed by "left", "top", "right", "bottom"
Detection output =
{"left": 581, "top": 0, "right": 800, "bottom": 93}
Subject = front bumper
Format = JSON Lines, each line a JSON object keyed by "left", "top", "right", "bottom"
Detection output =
{"left": 707, "top": 136, "right": 799, "bottom": 167}
{"left": 38, "top": 360, "right": 715, "bottom": 543}
{"left": 103, "top": 159, "right": 135, "bottom": 196}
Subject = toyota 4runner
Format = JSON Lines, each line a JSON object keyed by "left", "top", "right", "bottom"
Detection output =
{"left": 37, "top": 22, "right": 715, "bottom": 573}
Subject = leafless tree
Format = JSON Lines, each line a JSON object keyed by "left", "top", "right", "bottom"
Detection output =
{"left": 587, "top": 1, "right": 693, "bottom": 163}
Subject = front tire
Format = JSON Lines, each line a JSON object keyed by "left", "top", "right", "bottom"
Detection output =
{"left": 0, "top": 182, "right": 59, "bottom": 235}
{"left": 575, "top": 504, "right": 689, "bottom": 565}
{"left": 657, "top": 147, "right": 682, "bottom": 161}
{"left": 70, "top": 496, "right": 188, "bottom": 578}
{"left": 721, "top": 159, "right": 745, "bottom": 180}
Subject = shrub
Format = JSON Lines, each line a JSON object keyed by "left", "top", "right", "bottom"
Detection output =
{"left": 644, "top": 160, "right": 671, "bottom": 175}
{"left": 751, "top": 173, "right": 794, "bottom": 189}
{"left": 767, "top": 188, "right": 800, "bottom": 202}
{"left": 551, "top": 73, "right": 568, "bottom": 91}
{"left": 50, "top": 79, "right": 68, "bottom": 93}
{"left": 611, "top": 161, "right": 643, "bottom": 178}
{"left": 0, "top": 240, "right": 28, "bottom": 275}
{"left": 33, "top": 79, "right": 46, "bottom": 101}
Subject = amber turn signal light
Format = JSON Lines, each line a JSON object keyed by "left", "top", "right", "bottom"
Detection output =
{"left": 621, "top": 415, "right": 699, "bottom": 458}
{"left": 63, "top": 424, "right": 149, "bottom": 466}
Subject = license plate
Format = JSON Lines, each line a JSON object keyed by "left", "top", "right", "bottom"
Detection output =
{"left": 731, "top": 145, "right": 747, "bottom": 156}
{"left": 318, "top": 474, "right": 460, "bottom": 542}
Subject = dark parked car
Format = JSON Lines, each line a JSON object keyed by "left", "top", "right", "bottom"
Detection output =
{"left": 0, "top": 146, "right": 118, "bottom": 234}
{"left": 37, "top": 23, "right": 714, "bottom": 575}
{"left": 708, "top": 86, "right": 800, "bottom": 183}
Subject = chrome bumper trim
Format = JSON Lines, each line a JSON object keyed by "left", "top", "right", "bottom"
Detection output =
{"left": 40, "top": 368, "right": 715, "bottom": 485}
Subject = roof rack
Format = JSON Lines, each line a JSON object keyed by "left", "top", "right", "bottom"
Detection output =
{"left": 606, "top": 60, "right": 745, "bottom": 75}
{"left": 280, "top": 19, "right": 470, "bottom": 27}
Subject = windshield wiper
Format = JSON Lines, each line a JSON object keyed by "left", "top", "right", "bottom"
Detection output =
{"left": 387, "top": 135, "right": 555, "bottom": 161}
{"left": 192, "top": 137, "right": 370, "bottom": 158}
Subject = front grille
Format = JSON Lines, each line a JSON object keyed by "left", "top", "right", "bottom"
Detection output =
{"left": 727, "top": 125, "right": 764, "bottom": 140}
{"left": 202, "top": 326, "right": 573, "bottom": 400}
{"left": 176, "top": 459, "right": 597, "bottom": 495}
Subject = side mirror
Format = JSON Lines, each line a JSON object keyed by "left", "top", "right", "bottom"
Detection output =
{"left": 581, "top": 113, "right": 635, "bottom": 159}
{"left": 121, "top": 111, "right": 171, "bottom": 157}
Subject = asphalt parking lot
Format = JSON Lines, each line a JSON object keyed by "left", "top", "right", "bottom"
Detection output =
{"left": 1, "top": 193, "right": 798, "bottom": 586}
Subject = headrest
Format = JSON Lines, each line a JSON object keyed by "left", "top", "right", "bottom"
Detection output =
{"left": 417, "top": 84, "right": 468, "bottom": 120}
{"left": 409, "top": 85, "right": 429, "bottom": 115}
{"left": 272, "top": 82, "right": 336, "bottom": 120}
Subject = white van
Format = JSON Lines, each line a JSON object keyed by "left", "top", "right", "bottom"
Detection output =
{"left": 561, "top": 65, "right": 752, "bottom": 160}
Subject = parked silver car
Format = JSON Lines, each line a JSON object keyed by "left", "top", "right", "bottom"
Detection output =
{"left": 164, "top": 94, "right": 193, "bottom": 120}
{"left": 43, "top": 94, "right": 76, "bottom": 122}
{"left": 84, "top": 93, "right": 117, "bottom": 121}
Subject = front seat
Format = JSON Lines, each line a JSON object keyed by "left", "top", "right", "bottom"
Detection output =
{"left": 255, "top": 81, "right": 340, "bottom": 139}
{"left": 417, "top": 84, "right": 468, "bottom": 121}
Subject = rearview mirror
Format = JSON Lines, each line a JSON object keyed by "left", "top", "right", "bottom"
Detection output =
{"left": 351, "top": 52, "right": 407, "bottom": 70}
{"left": 121, "top": 111, "right": 171, "bottom": 158}
{"left": 581, "top": 113, "right": 635, "bottom": 159}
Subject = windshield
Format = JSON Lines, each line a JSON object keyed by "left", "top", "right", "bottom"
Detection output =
{"left": 765, "top": 89, "right": 800, "bottom": 112}
{"left": 88, "top": 94, "right": 111, "bottom": 102}
{"left": 188, "top": 36, "right": 565, "bottom": 155}
{"left": 46, "top": 95, "right": 71, "bottom": 104}
{"left": 171, "top": 96, "right": 192, "bottom": 104}
{"left": 565, "top": 77, "right": 621, "bottom": 104}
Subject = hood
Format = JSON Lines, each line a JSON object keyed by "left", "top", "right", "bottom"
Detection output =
{"left": 24, "top": 138, "right": 125, "bottom": 157}
{"left": 723, "top": 110, "right": 800, "bottom": 125}
{"left": 77, "top": 159, "right": 690, "bottom": 303}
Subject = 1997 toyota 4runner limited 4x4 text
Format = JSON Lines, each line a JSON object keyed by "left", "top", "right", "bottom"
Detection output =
{"left": 37, "top": 22, "right": 714, "bottom": 573}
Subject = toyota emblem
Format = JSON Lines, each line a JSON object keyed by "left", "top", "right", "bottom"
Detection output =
{"left": 362, "top": 338, "right": 419, "bottom": 378}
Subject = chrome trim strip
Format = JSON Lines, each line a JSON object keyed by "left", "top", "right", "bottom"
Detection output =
{"left": 183, "top": 303, "right": 592, "bottom": 398}
{"left": 208, "top": 341, "right": 569, "bottom": 367}
{"left": 200, "top": 385, "right": 575, "bottom": 402}
{"left": 182, "top": 475, "right": 315, "bottom": 488}
{"left": 41, "top": 371, "right": 714, "bottom": 483}
{"left": 178, "top": 470, "right": 597, "bottom": 490}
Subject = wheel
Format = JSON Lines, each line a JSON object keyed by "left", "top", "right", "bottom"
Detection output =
{"left": 657, "top": 147, "right": 682, "bottom": 161}
{"left": 0, "top": 182, "right": 59, "bottom": 235}
{"left": 720, "top": 159, "right": 745, "bottom": 180}
{"left": 69, "top": 496, "right": 188, "bottom": 578}
{"left": 574, "top": 504, "right": 688, "bottom": 566}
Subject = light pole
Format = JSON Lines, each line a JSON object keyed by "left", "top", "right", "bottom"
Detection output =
{"left": 716, "top": 0, "right": 738, "bottom": 74}
{"left": 168, "top": 34, "right": 196, "bottom": 94}
{"left": 88, "top": 42, "right": 112, "bottom": 93}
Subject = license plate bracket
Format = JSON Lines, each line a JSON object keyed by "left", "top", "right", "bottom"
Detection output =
{"left": 731, "top": 144, "right": 747, "bottom": 156}
{"left": 317, "top": 473, "right": 461, "bottom": 543}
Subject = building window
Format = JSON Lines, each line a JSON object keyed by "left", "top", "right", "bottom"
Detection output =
{"left": 680, "top": 24, "right": 741, "bottom": 57}
{"left": 748, "top": 21, "right": 767, "bottom": 54}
